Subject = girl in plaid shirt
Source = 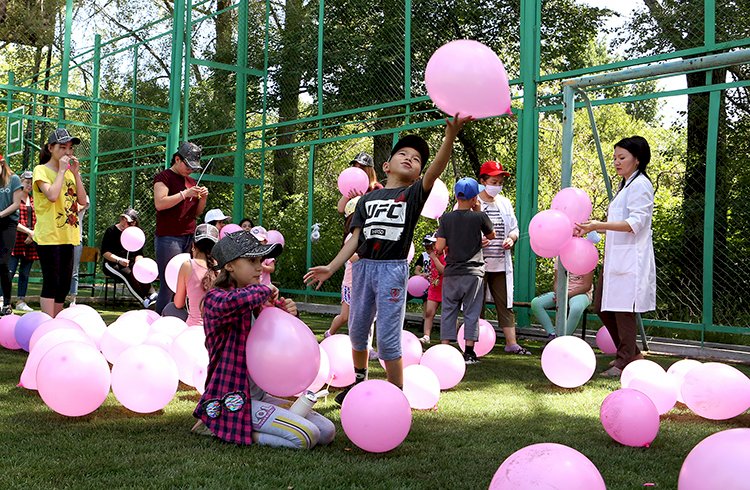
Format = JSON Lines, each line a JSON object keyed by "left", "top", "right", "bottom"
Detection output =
{"left": 193, "top": 230, "right": 335, "bottom": 448}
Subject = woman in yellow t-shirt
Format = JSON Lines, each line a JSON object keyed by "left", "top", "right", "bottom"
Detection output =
{"left": 32, "top": 128, "right": 88, "bottom": 317}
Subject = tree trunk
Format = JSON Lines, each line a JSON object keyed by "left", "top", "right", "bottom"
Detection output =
{"left": 212, "top": 0, "right": 235, "bottom": 132}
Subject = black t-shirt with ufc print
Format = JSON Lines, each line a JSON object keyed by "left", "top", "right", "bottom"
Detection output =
{"left": 350, "top": 179, "right": 431, "bottom": 260}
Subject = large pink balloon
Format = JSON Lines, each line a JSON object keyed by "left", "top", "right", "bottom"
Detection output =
{"left": 320, "top": 334, "right": 355, "bottom": 388}
{"left": 14, "top": 311, "right": 53, "bottom": 352}
{"left": 100, "top": 317, "right": 151, "bottom": 364}
{"left": 219, "top": 223, "right": 243, "bottom": 239}
{"left": 170, "top": 326, "right": 208, "bottom": 386}
{"left": 490, "top": 443, "right": 606, "bottom": 490}
{"left": 678, "top": 428, "right": 750, "bottom": 490}
{"left": 266, "top": 230, "right": 285, "bottom": 247}
{"left": 541, "top": 335, "right": 596, "bottom": 388}
{"left": 28, "top": 318, "right": 81, "bottom": 352}
{"left": 21, "top": 328, "right": 96, "bottom": 390}
{"left": 0, "top": 314, "right": 22, "bottom": 349}
{"left": 246, "top": 307, "right": 320, "bottom": 397}
{"left": 420, "top": 344, "right": 465, "bottom": 390}
{"left": 530, "top": 236, "right": 560, "bottom": 259}
{"left": 559, "top": 238, "right": 599, "bottom": 275}
{"left": 621, "top": 359, "right": 666, "bottom": 389}
{"left": 120, "top": 226, "right": 146, "bottom": 252}
{"left": 407, "top": 275, "right": 429, "bottom": 297}
{"left": 143, "top": 332, "right": 174, "bottom": 352}
{"left": 457, "top": 319, "right": 496, "bottom": 357}
{"left": 149, "top": 315, "right": 188, "bottom": 339}
{"left": 36, "top": 341, "right": 111, "bottom": 417}
{"left": 341, "top": 380, "right": 412, "bottom": 453}
{"left": 551, "top": 187, "right": 593, "bottom": 225}
{"left": 305, "top": 346, "right": 331, "bottom": 394}
{"left": 132, "top": 258, "right": 158, "bottom": 284}
{"left": 57, "top": 304, "right": 107, "bottom": 348}
{"left": 600, "top": 388, "right": 660, "bottom": 447}
{"left": 337, "top": 167, "right": 369, "bottom": 197}
{"left": 528, "top": 209, "right": 573, "bottom": 254}
{"left": 421, "top": 178, "right": 449, "bottom": 220}
{"left": 629, "top": 373, "right": 678, "bottom": 415}
{"left": 425, "top": 40, "right": 511, "bottom": 119}
{"left": 402, "top": 364, "right": 440, "bottom": 410}
{"left": 112, "top": 344, "right": 179, "bottom": 413}
{"left": 165, "top": 253, "right": 191, "bottom": 292}
{"left": 681, "top": 362, "right": 750, "bottom": 420}
{"left": 595, "top": 326, "right": 616, "bottom": 355}
{"left": 379, "top": 330, "right": 423, "bottom": 369}
{"left": 666, "top": 359, "right": 702, "bottom": 403}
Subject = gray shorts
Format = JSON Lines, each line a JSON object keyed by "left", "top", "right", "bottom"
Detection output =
{"left": 348, "top": 259, "right": 408, "bottom": 361}
{"left": 440, "top": 274, "right": 484, "bottom": 342}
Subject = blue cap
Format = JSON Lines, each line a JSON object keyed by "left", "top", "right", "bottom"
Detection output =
{"left": 454, "top": 177, "right": 481, "bottom": 200}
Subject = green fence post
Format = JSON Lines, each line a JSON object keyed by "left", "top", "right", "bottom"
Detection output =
{"left": 131, "top": 45, "right": 139, "bottom": 206}
{"left": 58, "top": 0, "right": 74, "bottom": 123}
{"left": 555, "top": 84, "right": 575, "bottom": 336}
{"left": 88, "top": 35, "right": 101, "bottom": 249}
{"left": 167, "top": 0, "right": 186, "bottom": 159}
{"left": 306, "top": 145, "right": 315, "bottom": 275}
{"left": 5, "top": 71, "right": 13, "bottom": 157}
{"left": 702, "top": 87, "right": 720, "bottom": 345}
{"left": 233, "top": 0, "right": 249, "bottom": 221}
{"left": 182, "top": 0, "right": 193, "bottom": 141}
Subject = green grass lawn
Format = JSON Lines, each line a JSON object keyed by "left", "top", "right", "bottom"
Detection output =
{"left": 1, "top": 312, "right": 749, "bottom": 489}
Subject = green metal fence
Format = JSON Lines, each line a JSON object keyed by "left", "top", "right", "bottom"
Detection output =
{"left": 0, "top": 0, "right": 748, "bottom": 340}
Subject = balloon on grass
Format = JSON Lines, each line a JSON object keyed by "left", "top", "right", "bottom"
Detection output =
{"left": 170, "top": 327, "right": 208, "bottom": 386}
{"left": 420, "top": 344, "right": 465, "bottom": 390}
{"left": 595, "top": 326, "right": 616, "bottom": 355}
{"left": 58, "top": 304, "right": 107, "bottom": 348}
{"left": 341, "top": 380, "right": 412, "bottom": 453}
{"left": 620, "top": 359, "right": 666, "bottom": 389}
{"left": 100, "top": 317, "right": 150, "bottom": 364}
{"left": 681, "top": 362, "right": 750, "bottom": 420}
{"left": 379, "top": 330, "right": 423, "bottom": 369}
{"left": 678, "top": 428, "right": 750, "bottom": 490}
{"left": 28, "top": 318, "right": 81, "bottom": 352}
{"left": 305, "top": 346, "right": 331, "bottom": 394}
{"left": 320, "top": 334, "right": 355, "bottom": 388}
{"left": 600, "top": 388, "right": 660, "bottom": 447}
{"left": 629, "top": 372, "right": 679, "bottom": 415}
{"left": 541, "top": 335, "right": 596, "bottom": 388}
{"left": 0, "top": 314, "right": 22, "bottom": 349}
{"left": 14, "top": 311, "right": 52, "bottom": 352}
{"left": 112, "top": 344, "right": 179, "bottom": 413}
{"left": 457, "top": 319, "right": 496, "bottom": 357}
{"left": 402, "top": 364, "right": 440, "bottom": 410}
{"left": 21, "top": 328, "right": 96, "bottom": 390}
{"left": 666, "top": 359, "right": 702, "bottom": 403}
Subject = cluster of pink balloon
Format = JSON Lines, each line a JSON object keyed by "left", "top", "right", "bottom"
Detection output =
{"left": 541, "top": 336, "right": 597, "bottom": 388}
{"left": 529, "top": 187, "right": 599, "bottom": 275}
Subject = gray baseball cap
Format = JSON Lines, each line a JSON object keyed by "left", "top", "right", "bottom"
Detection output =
{"left": 177, "top": 141, "right": 203, "bottom": 170}
{"left": 120, "top": 208, "right": 140, "bottom": 223}
{"left": 20, "top": 170, "right": 33, "bottom": 179}
{"left": 212, "top": 230, "right": 282, "bottom": 270}
{"left": 349, "top": 152, "right": 374, "bottom": 167}
{"left": 48, "top": 128, "right": 81, "bottom": 145}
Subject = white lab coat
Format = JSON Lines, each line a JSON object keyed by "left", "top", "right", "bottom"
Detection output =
{"left": 479, "top": 194, "right": 519, "bottom": 309}
{"left": 601, "top": 173, "right": 656, "bottom": 312}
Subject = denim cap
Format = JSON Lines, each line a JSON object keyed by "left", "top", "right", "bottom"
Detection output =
{"left": 48, "top": 128, "right": 81, "bottom": 145}
{"left": 212, "top": 230, "right": 282, "bottom": 270}
{"left": 177, "top": 141, "right": 203, "bottom": 170}
{"left": 454, "top": 177, "right": 481, "bottom": 200}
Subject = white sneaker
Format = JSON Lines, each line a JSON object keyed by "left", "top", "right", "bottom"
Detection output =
{"left": 69, "top": 300, "right": 76, "bottom": 307}
{"left": 419, "top": 335, "right": 430, "bottom": 345}
{"left": 16, "top": 301, "right": 33, "bottom": 312}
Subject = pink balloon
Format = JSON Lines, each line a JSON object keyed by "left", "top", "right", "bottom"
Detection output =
{"left": 600, "top": 388, "right": 660, "bottom": 447}
{"left": 193, "top": 362, "right": 208, "bottom": 395}
{"left": 21, "top": 328, "right": 96, "bottom": 390}
{"left": 149, "top": 316, "right": 188, "bottom": 339}
{"left": 379, "top": 330, "right": 423, "bottom": 369}
{"left": 595, "top": 326, "right": 617, "bottom": 355}
{"left": 402, "top": 364, "right": 440, "bottom": 410}
{"left": 119, "top": 309, "right": 161, "bottom": 327}
{"left": 340, "top": 380, "right": 412, "bottom": 452}
{"left": 425, "top": 40, "right": 511, "bottom": 119}
{"left": 666, "top": 359, "right": 702, "bottom": 403}
{"left": 14, "top": 311, "right": 53, "bottom": 352}
{"left": 681, "top": 362, "right": 750, "bottom": 420}
{"left": 559, "top": 238, "right": 599, "bottom": 275}
{"left": 337, "top": 167, "right": 369, "bottom": 196}
{"left": 0, "top": 314, "right": 22, "bottom": 349}
{"left": 420, "top": 344, "right": 465, "bottom": 390}
{"left": 541, "top": 336, "right": 596, "bottom": 388}
{"left": 170, "top": 327, "right": 208, "bottom": 386}
{"left": 551, "top": 187, "right": 593, "bottom": 225}
{"left": 421, "top": 179, "right": 449, "bottom": 219}
{"left": 621, "top": 359, "right": 665, "bottom": 389}
{"left": 457, "top": 319, "right": 496, "bottom": 357}
{"left": 530, "top": 236, "right": 560, "bottom": 259}
{"left": 407, "top": 275, "right": 429, "bottom": 297}
{"left": 629, "top": 372, "right": 679, "bottom": 415}
{"left": 58, "top": 305, "right": 107, "bottom": 349}
{"left": 120, "top": 226, "right": 146, "bottom": 252}
{"left": 678, "top": 428, "right": 750, "bottom": 490}
{"left": 305, "top": 346, "right": 331, "bottom": 394}
{"left": 219, "top": 223, "right": 243, "bottom": 239}
{"left": 112, "top": 344, "right": 179, "bottom": 413}
{"left": 132, "top": 258, "right": 158, "bottom": 283}
{"left": 165, "top": 253, "right": 191, "bottom": 292}
{"left": 246, "top": 307, "right": 320, "bottom": 397}
{"left": 266, "top": 230, "right": 285, "bottom": 247}
{"left": 320, "top": 334, "right": 355, "bottom": 388}
{"left": 29, "top": 318, "right": 81, "bottom": 352}
{"left": 100, "top": 317, "right": 150, "bottom": 364}
{"left": 528, "top": 209, "right": 573, "bottom": 254}
{"left": 490, "top": 443, "right": 606, "bottom": 490}
{"left": 143, "top": 332, "right": 174, "bottom": 352}
{"left": 36, "top": 341, "right": 111, "bottom": 417}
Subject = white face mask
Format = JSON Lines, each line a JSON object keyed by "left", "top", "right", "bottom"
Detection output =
{"left": 484, "top": 185, "right": 503, "bottom": 197}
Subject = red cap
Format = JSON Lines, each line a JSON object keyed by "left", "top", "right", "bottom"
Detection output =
{"left": 479, "top": 160, "right": 510, "bottom": 177}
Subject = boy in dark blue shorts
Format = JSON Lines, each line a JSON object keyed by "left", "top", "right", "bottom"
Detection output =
{"left": 305, "top": 114, "right": 472, "bottom": 403}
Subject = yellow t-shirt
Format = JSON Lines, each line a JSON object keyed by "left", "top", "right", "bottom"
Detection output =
{"left": 32, "top": 164, "right": 81, "bottom": 246}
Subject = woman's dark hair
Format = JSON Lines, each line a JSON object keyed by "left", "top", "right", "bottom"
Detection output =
{"left": 195, "top": 238, "right": 218, "bottom": 291}
{"left": 239, "top": 217, "right": 254, "bottom": 228}
{"left": 614, "top": 136, "right": 651, "bottom": 189}
{"left": 39, "top": 143, "right": 54, "bottom": 165}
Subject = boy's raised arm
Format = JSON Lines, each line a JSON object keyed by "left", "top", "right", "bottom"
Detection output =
{"left": 423, "top": 114, "right": 473, "bottom": 192}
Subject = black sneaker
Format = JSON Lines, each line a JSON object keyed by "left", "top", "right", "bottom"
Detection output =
{"left": 334, "top": 385, "right": 353, "bottom": 406}
{"left": 463, "top": 351, "right": 480, "bottom": 365}
{"left": 0, "top": 305, "right": 12, "bottom": 316}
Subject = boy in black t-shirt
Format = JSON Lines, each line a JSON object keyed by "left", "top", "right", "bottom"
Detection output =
{"left": 305, "top": 114, "right": 472, "bottom": 404}
{"left": 436, "top": 178, "right": 495, "bottom": 364}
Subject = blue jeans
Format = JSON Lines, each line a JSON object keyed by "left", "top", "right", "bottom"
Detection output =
{"left": 69, "top": 243, "right": 83, "bottom": 296}
{"left": 531, "top": 291, "right": 591, "bottom": 336}
{"left": 9, "top": 255, "right": 34, "bottom": 299}
{"left": 155, "top": 234, "right": 193, "bottom": 313}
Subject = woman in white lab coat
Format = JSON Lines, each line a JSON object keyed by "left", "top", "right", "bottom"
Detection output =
{"left": 576, "top": 136, "right": 656, "bottom": 377}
